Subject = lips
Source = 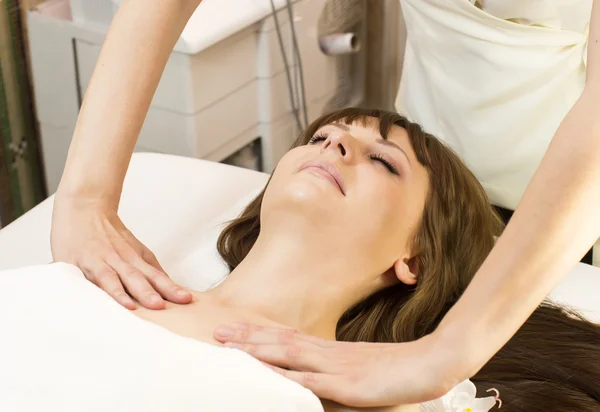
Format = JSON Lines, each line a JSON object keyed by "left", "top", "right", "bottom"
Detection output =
{"left": 298, "top": 159, "right": 346, "bottom": 195}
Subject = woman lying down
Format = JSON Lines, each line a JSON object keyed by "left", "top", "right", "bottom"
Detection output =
{"left": 2, "top": 108, "right": 599, "bottom": 412}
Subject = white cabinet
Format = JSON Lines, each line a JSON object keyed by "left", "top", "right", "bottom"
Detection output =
{"left": 28, "top": 0, "right": 339, "bottom": 192}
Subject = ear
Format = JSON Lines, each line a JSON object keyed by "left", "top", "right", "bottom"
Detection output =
{"left": 393, "top": 256, "right": 419, "bottom": 286}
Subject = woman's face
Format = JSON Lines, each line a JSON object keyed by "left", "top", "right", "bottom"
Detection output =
{"left": 261, "top": 118, "right": 430, "bottom": 282}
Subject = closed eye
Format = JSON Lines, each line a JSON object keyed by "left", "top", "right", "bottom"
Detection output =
{"left": 309, "top": 131, "right": 400, "bottom": 175}
{"left": 370, "top": 154, "right": 399, "bottom": 175}
{"left": 309, "top": 133, "right": 328, "bottom": 144}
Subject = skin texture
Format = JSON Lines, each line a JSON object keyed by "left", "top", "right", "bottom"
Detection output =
{"left": 133, "top": 122, "right": 429, "bottom": 411}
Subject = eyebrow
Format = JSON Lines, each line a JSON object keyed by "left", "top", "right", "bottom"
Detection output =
{"left": 331, "top": 123, "right": 350, "bottom": 132}
{"left": 376, "top": 138, "right": 412, "bottom": 166}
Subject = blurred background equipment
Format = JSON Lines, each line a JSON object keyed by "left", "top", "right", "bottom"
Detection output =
{"left": 0, "top": 0, "right": 46, "bottom": 228}
{"left": 318, "top": 0, "right": 365, "bottom": 111}
{"left": 28, "top": 0, "right": 341, "bottom": 194}
{"left": 0, "top": 0, "right": 403, "bottom": 227}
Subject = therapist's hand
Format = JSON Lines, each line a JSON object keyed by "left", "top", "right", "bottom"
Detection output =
{"left": 214, "top": 324, "right": 458, "bottom": 407}
{"left": 51, "top": 195, "right": 192, "bottom": 310}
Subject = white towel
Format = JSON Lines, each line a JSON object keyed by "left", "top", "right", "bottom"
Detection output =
{"left": 0, "top": 263, "right": 323, "bottom": 412}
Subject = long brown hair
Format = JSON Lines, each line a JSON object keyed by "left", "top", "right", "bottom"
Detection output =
{"left": 473, "top": 302, "right": 600, "bottom": 411}
{"left": 218, "top": 108, "right": 504, "bottom": 342}
{"left": 217, "top": 108, "right": 600, "bottom": 410}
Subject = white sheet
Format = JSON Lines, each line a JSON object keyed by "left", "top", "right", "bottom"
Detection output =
{"left": 0, "top": 263, "right": 323, "bottom": 412}
{"left": 0, "top": 262, "right": 576, "bottom": 412}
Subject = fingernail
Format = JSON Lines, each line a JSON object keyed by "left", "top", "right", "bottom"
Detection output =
{"left": 231, "top": 322, "right": 248, "bottom": 330}
{"left": 150, "top": 294, "right": 162, "bottom": 303}
{"left": 215, "top": 327, "right": 233, "bottom": 338}
{"left": 176, "top": 289, "right": 190, "bottom": 297}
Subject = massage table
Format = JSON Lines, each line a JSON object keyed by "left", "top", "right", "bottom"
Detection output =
{"left": 0, "top": 153, "right": 598, "bottom": 411}
{"left": 1, "top": 152, "right": 599, "bottom": 321}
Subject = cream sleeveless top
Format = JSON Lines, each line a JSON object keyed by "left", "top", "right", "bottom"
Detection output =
{"left": 396, "top": 0, "right": 591, "bottom": 209}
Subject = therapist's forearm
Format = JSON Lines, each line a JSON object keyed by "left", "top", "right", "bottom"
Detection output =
{"left": 436, "top": 26, "right": 600, "bottom": 382}
{"left": 57, "top": 0, "right": 201, "bottom": 204}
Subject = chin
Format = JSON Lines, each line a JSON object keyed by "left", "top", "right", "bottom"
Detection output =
{"left": 288, "top": 172, "right": 344, "bottom": 203}
{"left": 262, "top": 177, "right": 339, "bottom": 222}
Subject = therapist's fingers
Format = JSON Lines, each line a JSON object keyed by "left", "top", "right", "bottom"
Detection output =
{"left": 142, "top": 262, "right": 192, "bottom": 304}
{"left": 137, "top": 247, "right": 192, "bottom": 304}
{"left": 261, "top": 364, "right": 351, "bottom": 405}
{"left": 215, "top": 323, "right": 399, "bottom": 349}
{"left": 225, "top": 342, "right": 330, "bottom": 372}
{"left": 107, "top": 257, "right": 166, "bottom": 309}
{"left": 90, "top": 264, "right": 137, "bottom": 309}
{"left": 214, "top": 323, "right": 334, "bottom": 347}
{"left": 258, "top": 351, "right": 403, "bottom": 408}
{"left": 111, "top": 231, "right": 192, "bottom": 306}
{"left": 49, "top": 200, "right": 190, "bottom": 310}
{"left": 122, "top": 232, "right": 193, "bottom": 305}
{"left": 81, "top": 262, "right": 137, "bottom": 309}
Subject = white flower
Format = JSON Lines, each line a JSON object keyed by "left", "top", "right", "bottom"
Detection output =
{"left": 420, "top": 380, "right": 498, "bottom": 412}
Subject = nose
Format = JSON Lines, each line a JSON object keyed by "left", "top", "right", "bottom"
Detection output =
{"left": 321, "top": 132, "right": 354, "bottom": 162}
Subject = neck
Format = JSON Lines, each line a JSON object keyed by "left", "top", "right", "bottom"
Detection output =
{"left": 205, "top": 232, "right": 363, "bottom": 340}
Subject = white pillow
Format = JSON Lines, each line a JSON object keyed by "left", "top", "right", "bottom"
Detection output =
{"left": 165, "top": 187, "right": 264, "bottom": 291}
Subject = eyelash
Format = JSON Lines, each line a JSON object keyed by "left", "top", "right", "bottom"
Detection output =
{"left": 308, "top": 133, "right": 400, "bottom": 175}
{"left": 370, "top": 153, "right": 399, "bottom": 175}
{"left": 308, "top": 133, "right": 327, "bottom": 144}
